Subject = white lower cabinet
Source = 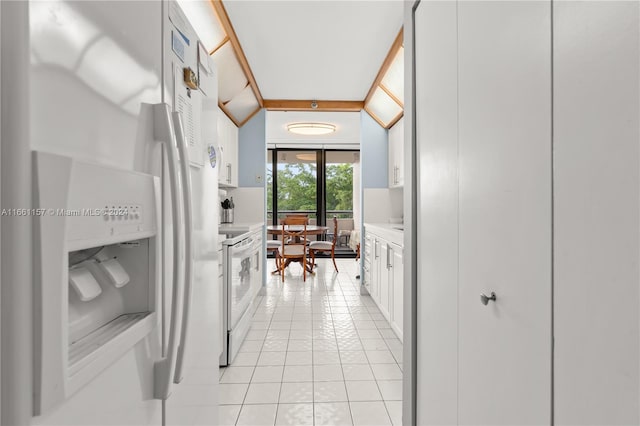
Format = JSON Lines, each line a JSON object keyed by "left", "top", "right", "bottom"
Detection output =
{"left": 371, "top": 237, "right": 380, "bottom": 302}
{"left": 389, "top": 243, "right": 403, "bottom": 339}
{"left": 363, "top": 235, "right": 372, "bottom": 294}
{"left": 364, "top": 226, "right": 403, "bottom": 341}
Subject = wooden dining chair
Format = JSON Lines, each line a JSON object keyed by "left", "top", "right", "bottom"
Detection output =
{"left": 266, "top": 239, "right": 282, "bottom": 270}
{"left": 279, "top": 216, "right": 309, "bottom": 282}
{"left": 283, "top": 214, "right": 309, "bottom": 223}
{"left": 309, "top": 216, "right": 339, "bottom": 272}
{"left": 282, "top": 214, "right": 311, "bottom": 244}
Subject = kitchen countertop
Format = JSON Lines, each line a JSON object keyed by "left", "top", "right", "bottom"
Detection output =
{"left": 364, "top": 223, "right": 404, "bottom": 246}
{"left": 219, "top": 222, "right": 264, "bottom": 235}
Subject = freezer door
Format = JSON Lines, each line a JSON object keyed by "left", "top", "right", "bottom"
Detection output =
{"left": 28, "top": 1, "right": 164, "bottom": 424}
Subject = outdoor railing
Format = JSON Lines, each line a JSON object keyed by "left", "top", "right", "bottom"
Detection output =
{"left": 267, "top": 209, "right": 353, "bottom": 220}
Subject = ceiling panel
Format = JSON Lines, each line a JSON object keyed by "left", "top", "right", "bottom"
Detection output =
{"left": 224, "top": 84, "right": 260, "bottom": 124}
{"left": 366, "top": 87, "right": 402, "bottom": 125}
{"left": 381, "top": 46, "right": 404, "bottom": 105}
{"left": 223, "top": 0, "right": 404, "bottom": 101}
{"left": 177, "top": 0, "right": 226, "bottom": 51}
{"left": 212, "top": 41, "right": 249, "bottom": 102}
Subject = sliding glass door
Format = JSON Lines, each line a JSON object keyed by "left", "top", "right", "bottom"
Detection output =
{"left": 269, "top": 150, "right": 319, "bottom": 223}
{"left": 325, "top": 151, "right": 359, "bottom": 251}
{"left": 268, "top": 148, "right": 359, "bottom": 254}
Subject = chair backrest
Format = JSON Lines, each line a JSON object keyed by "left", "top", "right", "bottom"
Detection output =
{"left": 283, "top": 214, "right": 309, "bottom": 224}
{"left": 336, "top": 218, "right": 354, "bottom": 233}
{"left": 330, "top": 216, "right": 338, "bottom": 247}
{"left": 283, "top": 216, "right": 307, "bottom": 226}
{"left": 281, "top": 216, "right": 308, "bottom": 256}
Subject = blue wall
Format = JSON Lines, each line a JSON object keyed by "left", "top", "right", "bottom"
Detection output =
{"left": 238, "top": 109, "right": 266, "bottom": 187}
{"left": 361, "top": 111, "right": 388, "bottom": 188}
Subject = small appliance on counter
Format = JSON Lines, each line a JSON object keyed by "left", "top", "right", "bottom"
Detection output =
{"left": 221, "top": 197, "right": 234, "bottom": 223}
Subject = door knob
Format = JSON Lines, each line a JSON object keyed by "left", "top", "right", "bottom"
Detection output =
{"left": 480, "top": 292, "right": 497, "bottom": 305}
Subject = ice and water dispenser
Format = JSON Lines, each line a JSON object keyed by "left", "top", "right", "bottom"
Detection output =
{"left": 32, "top": 151, "right": 161, "bottom": 414}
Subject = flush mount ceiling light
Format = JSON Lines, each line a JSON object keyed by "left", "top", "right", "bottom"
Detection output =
{"left": 287, "top": 122, "right": 336, "bottom": 136}
{"left": 295, "top": 153, "right": 317, "bottom": 161}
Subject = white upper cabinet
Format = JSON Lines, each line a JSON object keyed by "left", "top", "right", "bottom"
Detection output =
{"left": 388, "top": 118, "right": 404, "bottom": 188}
{"left": 217, "top": 108, "right": 239, "bottom": 188}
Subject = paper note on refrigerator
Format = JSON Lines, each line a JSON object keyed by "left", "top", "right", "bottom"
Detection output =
{"left": 174, "top": 66, "right": 204, "bottom": 167}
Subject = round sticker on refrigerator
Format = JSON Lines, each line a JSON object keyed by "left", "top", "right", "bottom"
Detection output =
{"left": 207, "top": 145, "right": 217, "bottom": 169}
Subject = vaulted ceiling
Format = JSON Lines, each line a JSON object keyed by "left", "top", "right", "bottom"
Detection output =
{"left": 179, "top": 0, "right": 404, "bottom": 128}
{"left": 223, "top": 1, "right": 404, "bottom": 101}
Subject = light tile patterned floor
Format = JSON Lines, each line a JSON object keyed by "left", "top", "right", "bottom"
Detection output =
{"left": 219, "top": 258, "right": 403, "bottom": 426}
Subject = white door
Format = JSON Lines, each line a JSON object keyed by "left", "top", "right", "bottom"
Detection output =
{"left": 457, "top": 1, "right": 552, "bottom": 424}
{"left": 379, "top": 242, "right": 390, "bottom": 320}
{"left": 371, "top": 237, "right": 381, "bottom": 301}
{"left": 217, "top": 108, "right": 228, "bottom": 185}
{"left": 390, "top": 243, "right": 403, "bottom": 338}
{"left": 163, "top": 2, "right": 219, "bottom": 424}
{"left": 414, "top": 1, "right": 460, "bottom": 422}
{"left": 227, "top": 120, "right": 238, "bottom": 187}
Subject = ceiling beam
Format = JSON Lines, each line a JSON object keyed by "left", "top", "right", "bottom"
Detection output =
{"left": 363, "top": 106, "right": 404, "bottom": 130}
{"left": 364, "top": 28, "right": 404, "bottom": 106}
{"left": 387, "top": 111, "right": 404, "bottom": 129}
{"left": 238, "top": 106, "right": 263, "bottom": 127}
{"left": 263, "top": 100, "right": 364, "bottom": 112}
{"left": 363, "top": 107, "right": 387, "bottom": 128}
{"left": 210, "top": 0, "right": 264, "bottom": 107}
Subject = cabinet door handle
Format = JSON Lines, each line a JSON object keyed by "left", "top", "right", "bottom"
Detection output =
{"left": 386, "top": 244, "right": 391, "bottom": 269}
{"left": 226, "top": 163, "right": 231, "bottom": 183}
{"left": 480, "top": 292, "right": 497, "bottom": 305}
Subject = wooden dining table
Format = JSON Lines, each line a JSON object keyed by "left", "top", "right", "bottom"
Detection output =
{"left": 266, "top": 224, "right": 328, "bottom": 235}
{"left": 266, "top": 225, "right": 329, "bottom": 274}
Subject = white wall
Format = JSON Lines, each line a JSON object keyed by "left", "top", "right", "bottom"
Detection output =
{"left": 225, "top": 187, "right": 265, "bottom": 224}
{"left": 363, "top": 188, "right": 402, "bottom": 224}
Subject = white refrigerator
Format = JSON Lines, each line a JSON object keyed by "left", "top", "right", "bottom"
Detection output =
{"left": 0, "top": 0, "right": 220, "bottom": 424}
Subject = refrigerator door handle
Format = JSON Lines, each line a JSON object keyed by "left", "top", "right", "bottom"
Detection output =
{"left": 152, "top": 103, "right": 185, "bottom": 400}
{"left": 172, "top": 111, "right": 194, "bottom": 384}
